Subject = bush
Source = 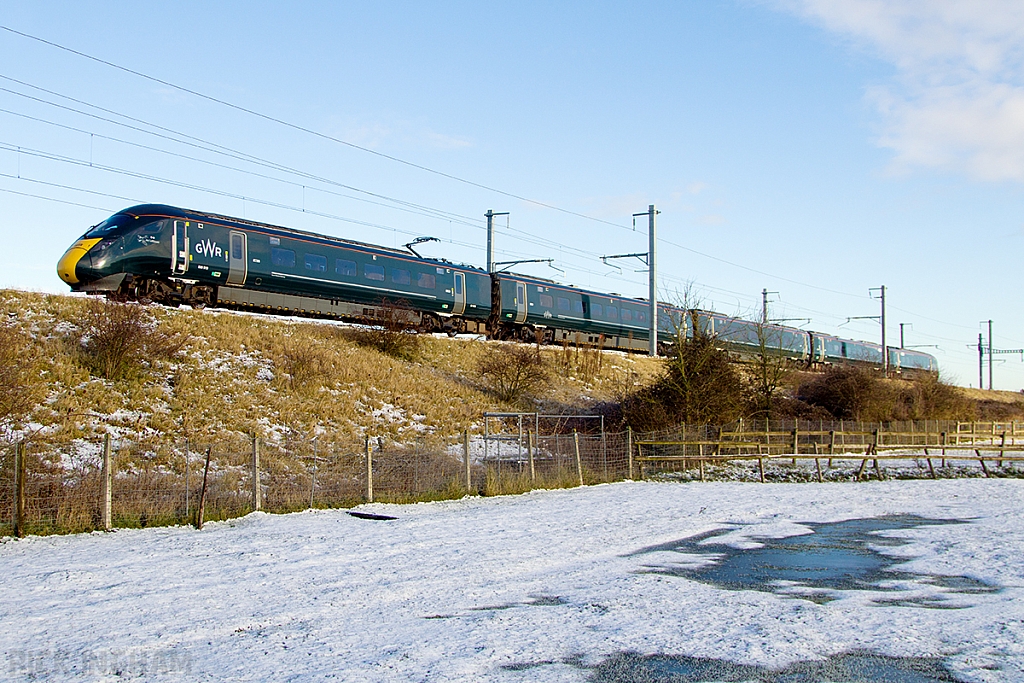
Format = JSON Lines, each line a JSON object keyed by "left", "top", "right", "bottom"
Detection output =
{"left": 798, "top": 366, "right": 975, "bottom": 421}
{"left": 353, "top": 298, "right": 421, "bottom": 361}
{"left": 622, "top": 331, "right": 745, "bottom": 430}
{"left": 79, "top": 300, "right": 187, "bottom": 380}
{"left": 478, "top": 344, "right": 549, "bottom": 404}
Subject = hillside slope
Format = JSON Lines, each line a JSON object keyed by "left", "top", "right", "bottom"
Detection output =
{"left": 0, "top": 289, "right": 661, "bottom": 453}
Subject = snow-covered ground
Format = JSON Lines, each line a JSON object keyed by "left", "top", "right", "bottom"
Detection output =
{"left": 2, "top": 479, "right": 1023, "bottom": 681}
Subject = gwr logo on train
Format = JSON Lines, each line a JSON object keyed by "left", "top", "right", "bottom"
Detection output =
{"left": 195, "top": 239, "right": 223, "bottom": 258}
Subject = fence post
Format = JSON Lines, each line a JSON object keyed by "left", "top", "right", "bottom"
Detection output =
{"left": 309, "top": 439, "right": 317, "bottom": 510}
{"left": 463, "top": 430, "right": 472, "bottom": 493}
{"left": 13, "top": 442, "right": 26, "bottom": 538}
{"left": 365, "top": 437, "right": 374, "bottom": 503}
{"left": 528, "top": 431, "right": 536, "bottom": 483}
{"left": 792, "top": 428, "right": 798, "bottom": 464}
{"left": 184, "top": 437, "right": 190, "bottom": 520}
{"left": 627, "top": 426, "right": 634, "bottom": 480}
{"left": 251, "top": 435, "right": 261, "bottom": 512}
{"left": 101, "top": 433, "right": 112, "bottom": 531}
{"left": 573, "top": 430, "right": 584, "bottom": 487}
{"left": 196, "top": 447, "right": 212, "bottom": 530}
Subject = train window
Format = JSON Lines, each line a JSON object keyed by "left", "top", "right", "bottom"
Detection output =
{"left": 637, "top": 310, "right": 646, "bottom": 323}
{"left": 364, "top": 264, "right": 385, "bottom": 281}
{"left": 621, "top": 309, "right": 632, "bottom": 322}
{"left": 271, "top": 247, "right": 295, "bottom": 267}
{"left": 304, "top": 253, "right": 327, "bottom": 272}
{"left": 85, "top": 213, "right": 133, "bottom": 237}
{"left": 417, "top": 273, "right": 436, "bottom": 289}
{"left": 231, "top": 234, "right": 244, "bottom": 260}
{"left": 335, "top": 259, "right": 356, "bottom": 276}
{"left": 391, "top": 269, "right": 411, "bottom": 285}
{"left": 539, "top": 294, "right": 553, "bottom": 308}
{"left": 592, "top": 303, "right": 603, "bottom": 317}
{"left": 557, "top": 297, "right": 570, "bottom": 311}
{"left": 143, "top": 221, "right": 163, "bottom": 232}
{"left": 573, "top": 301, "right": 583, "bottom": 314}
{"left": 607, "top": 306, "right": 618, "bottom": 320}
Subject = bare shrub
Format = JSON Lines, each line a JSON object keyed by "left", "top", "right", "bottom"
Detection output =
{"left": 796, "top": 366, "right": 971, "bottom": 421}
{"left": 478, "top": 344, "right": 549, "bottom": 404}
{"left": 558, "top": 337, "right": 603, "bottom": 382}
{"left": 622, "top": 327, "right": 745, "bottom": 430}
{"left": 353, "top": 298, "right": 421, "bottom": 361}
{"left": 79, "top": 300, "right": 188, "bottom": 380}
{"left": 798, "top": 366, "right": 887, "bottom": 420}
{"left": 893, "top": 373, "right": 975, "bottom": 421}
{"left": 282, "top": 342, "right": 333, "bottom": 392}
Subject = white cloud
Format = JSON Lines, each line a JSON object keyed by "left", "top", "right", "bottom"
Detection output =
{"left": 772, "top": 0, "right": 1024, "bottom": 181}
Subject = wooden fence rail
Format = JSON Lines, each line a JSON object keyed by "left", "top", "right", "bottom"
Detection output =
{"left": 636, "top": 423, "right": 1024, "bottom": 483}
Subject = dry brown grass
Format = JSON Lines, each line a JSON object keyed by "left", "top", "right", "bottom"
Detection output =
{"left": 1, "top": 289, "right": 661, "bottom": 454}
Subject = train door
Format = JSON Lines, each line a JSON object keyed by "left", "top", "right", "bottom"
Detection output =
{"left": 171, "top": 221, "right": 189, "bottom": 274}
{"left": 452, "top": 272, "right": 466, "bottom": 315}
{"left": 226, "top": 231, "right": 248, "bottom": 286}
{"left": 514, "top": 281, "right": 527, "bottom": 323}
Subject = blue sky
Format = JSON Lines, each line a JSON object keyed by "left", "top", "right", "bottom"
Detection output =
{"left": 2, "top": 1, "right": 1022, "bottom": 388}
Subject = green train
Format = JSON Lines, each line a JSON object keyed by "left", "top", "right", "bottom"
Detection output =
{"left": 56, "top": 203, "right": 937, "bottom": 373}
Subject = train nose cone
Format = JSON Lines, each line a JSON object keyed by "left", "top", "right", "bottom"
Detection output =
{"left": 57, "top": 238, "right": 101, "bottom": 285}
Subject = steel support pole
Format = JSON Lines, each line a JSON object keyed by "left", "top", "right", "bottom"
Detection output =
{"left": 485, "top": 209, "right": 493, "bottom": 273}
{"left": 988, "top": 320, "right": 994, "bottom": 391}
{"left": 648, "top": 205, "right": 657, "bottom": 357}
{"left": 880, "top": 285, "right": 887, "bottom": 377}
{"left": 979, "top": 333, "right": 985, "bottom": 389}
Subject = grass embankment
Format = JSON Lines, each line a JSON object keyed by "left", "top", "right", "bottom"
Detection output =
{"left": 0, "top": 288, "right": 659, "bottom": 472}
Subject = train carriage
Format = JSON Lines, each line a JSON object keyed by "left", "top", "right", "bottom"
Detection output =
{"left": 492, "top": 272, "right": 689, "bottom": 351}
{"left": 58, "top": 204, "right": 492, "bottom": 333}
{"left": 58, "top": 204, "right": 937, "bottom": 376}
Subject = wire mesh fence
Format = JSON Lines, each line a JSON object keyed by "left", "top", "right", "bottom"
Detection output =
{"left": 4, "top": 418, "right": 1023, "bottom": 538}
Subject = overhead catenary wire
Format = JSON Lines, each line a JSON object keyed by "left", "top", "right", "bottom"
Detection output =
{"left": 0, "top": 28, "right": 1003, "bottom": 356}
{"left": 0, "top": 26, "right": 885, "bottom": 303}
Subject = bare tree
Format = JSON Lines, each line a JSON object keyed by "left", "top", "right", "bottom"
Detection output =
{"left": 746, "top": 321, "right": 794, "bottom": 420}
{"left": 478, "top": 343, "right": 550, "bottom": 404}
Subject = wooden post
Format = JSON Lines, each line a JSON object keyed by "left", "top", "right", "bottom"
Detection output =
{"left": 758, "top": 457, "right": 765, "bottom": 483}
{"left": 365, "top": 437, "right": 374, "bottom": 503}
{"left": 999, "top": 432, "right": 1006, "bottom": 468}
{"left": 309, "top": 439, "right": 318, "bottom": 510}
{"left": 792, "top": 428, "right": 798, "bottom": 464}
{"left": 829, "top": 429, "right": 835, "bottom": 468}
{"left": 251, "top": 435, "right": 261, "bottom": 512}
{"left": 874, "top": 458, "right": 883, "bottom": 480}
{"left": 13, "top": 442, "right": 26, "bottom": 538}
{"left": 856, "top": 459, "right": 868, "bottom": 481}
{"left": 573, "top": 430, "right": 584, "bottom": 487}
{"left": 699, "top": 456, "right": 705, "bottom": 482}
{"left": 527, "top": 431, "right": 536, "bottom": 483}
{"left": 195, "top": 447, "right": 211, "bottom": 530}
{"left": 815, "top": 458, "right": 822, "bottom": 483}
{"left": 927, "top": 458, "right": 936, "bottom": 479}
{"left": 627, "top": 426, "right": 634, "bottom": 480}
{"left": 184, "top": 437, "right": 190, "bottom": 520}
{"left": 463, "top": 431, "right": 472, "bottom": 493}
{"left": 941, "top": 431, "right": 947, "bottom": 466}
{"left": 101, "top": 433, "right": 112, "bottom": 531}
